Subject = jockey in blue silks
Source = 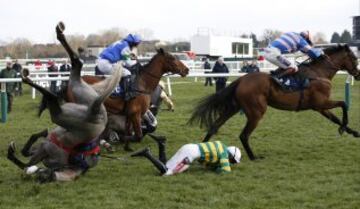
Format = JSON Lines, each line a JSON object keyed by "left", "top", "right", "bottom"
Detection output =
{"left": 96, "top": 34, "right": 142, "bottom": 100}
{"left": 264, "top": 31, "right": 323, "bottom": 78}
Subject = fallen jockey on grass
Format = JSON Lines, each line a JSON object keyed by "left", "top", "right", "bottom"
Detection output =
{"left": 96, "top": 34, "right": 142, "bottom": 101}
{"left": 131, "top": 135, "right": 241, "bottom": 175}
{"left": 264, "top": 31, "right": 323, "bottom": 89}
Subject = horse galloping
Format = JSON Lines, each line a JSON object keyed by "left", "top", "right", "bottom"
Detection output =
{"left": 189, "top": 44, "right": 360, "bottom": 160}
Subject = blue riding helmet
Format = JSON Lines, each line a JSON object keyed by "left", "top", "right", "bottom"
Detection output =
{"left": 124, "top": 34, "right": 142, "bottom": 45}
{"left": 300, "top": 31, "right": 310, "bottom": 39}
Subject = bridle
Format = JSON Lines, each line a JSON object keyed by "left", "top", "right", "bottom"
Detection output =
{"left": 323, "top": 53, "right": 360, "bottom": 78}
{"left": 323, "top": 54, "right": 342, "bottom": 71}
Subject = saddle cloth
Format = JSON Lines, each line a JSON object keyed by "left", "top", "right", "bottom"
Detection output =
{"left": 271, "top": 75, "right": 310, "bottom": 91}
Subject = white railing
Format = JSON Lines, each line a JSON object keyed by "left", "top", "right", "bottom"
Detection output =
{"left": 0, "top": 70, "right": 353, "bottom": 98}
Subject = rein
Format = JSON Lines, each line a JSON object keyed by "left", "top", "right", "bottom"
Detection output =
{"left": 323, "top": 54, "right": 343, "bottom": 71}
{"left": 142, "top": 69, "right": 162, "bottom": 80}
{"left": 134, "top": 66, "right": 163, "bottom": 95}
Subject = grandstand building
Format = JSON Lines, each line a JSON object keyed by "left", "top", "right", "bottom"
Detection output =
{"left": 190, "top": 29, "right": 253, "bottom": 60}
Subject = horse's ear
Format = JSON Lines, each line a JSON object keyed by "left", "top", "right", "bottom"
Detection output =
{"left": 156, "top": 48, "right": 165, "bottom": 54}
{"left": 155, "top": 41, "right": 167, "bottom": 54}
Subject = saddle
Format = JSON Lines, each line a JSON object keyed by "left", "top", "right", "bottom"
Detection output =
{"left": 110, "top": 62, "right": 144, "bottom": 101}
{"left": 270, "top": 69, "right": 310, "bottom": 92}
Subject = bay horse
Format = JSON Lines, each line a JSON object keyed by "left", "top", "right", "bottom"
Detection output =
{"left": 189, "top": 44, "right": 360, "bottom": 160}
{"left": 63, "top": 49, "right": 189, "bottom": 151}
{"left": 7, "top": 22, "right": 122, "bottom": 182}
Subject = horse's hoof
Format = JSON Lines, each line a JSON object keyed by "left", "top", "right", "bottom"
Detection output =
{"left": 21, "top": 68, "right": 29, "bottom": 78}
{"left": 338, "top": 126, "right": 346, "bottom": 135}
{"left": 56, "top": 21, "right": 65, "bottom": 33}
{"left": 109, "top": 131, "right": 120, "bottom": 143}
{"left": 7, "top": 142, "right": 16, "bottom": 160}
{"left": 8, "top": 142, "right": 16, "bottom": 153}
{"left": 353, "top": 131, "right": 360, "bottom": 138}
{"left": 36, "top": 169, "right": 55, "bottom": 184}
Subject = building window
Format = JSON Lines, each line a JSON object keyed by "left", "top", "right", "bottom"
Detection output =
{"left": 232, "top": 43, "right": 249, "bottom": 55}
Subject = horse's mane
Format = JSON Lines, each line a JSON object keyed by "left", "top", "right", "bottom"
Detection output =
{"left": 298, "top": 44, "right": 348, "bottom": 68}
{"left": 142, "top": 52, "right": 160, "bottom": 69}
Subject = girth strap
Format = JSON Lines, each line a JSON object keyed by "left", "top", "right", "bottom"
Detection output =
{"left": 49, "top": 133, "right": 100, "bottom": 156}
{"left": 296, "top": 90, "right": 304, "bottom": 111}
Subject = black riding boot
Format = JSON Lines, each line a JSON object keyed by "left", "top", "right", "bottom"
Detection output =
{"left": 123, "top": 76, "right": 135, "bottom": 101}
{"left": 148, "top": 133, "right": 167, "bottom": 164}
{"left": 131, "top": 147, "right": 167, "bottom": 174}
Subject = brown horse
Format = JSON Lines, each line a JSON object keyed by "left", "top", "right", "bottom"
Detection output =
{"left": 64, "top": 49, "right": 189, "bottom": 150}
{"left": 189, "top": 44, "right": 360, "bottom": 160}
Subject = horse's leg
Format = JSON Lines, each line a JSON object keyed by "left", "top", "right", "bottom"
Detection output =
{"left": 7, "top": 142, "right": 27, "bottom": 169}
{"left": 21, "top": 129, "right": 48, "bottom": 157}
{"left": 22, "top": 77, "right": 58, "bottom": 100}
{"left": 239, "top": 117, "right": 262, "bottom": 161}
{"left": 317, "top": 100, "right": 348, "bottom": 135}
{"left": 319, "top": 110, "right": 360, "bottom": 137}
{"left": 239, "top": 98, "right": 267, "bottom": 160}
{"left": 124, "top": 114, "right": 143, "bottom": 151}
{"left": 55, "top": 23, "right": 82, "bottom": 77}
{"left": 203, "top": 111, "right": 238, "bottom": 142}
{"left": 132, "top": 113, "right": 143, "bottom": 142}
{"left": 22, "top": 77, "right": 62, "bottom": 116}
{"left": 8, "top": 141, "right": 48, "bottom": 170}
{"left": 123, "top": 116, "right": 135, "bottom": 151}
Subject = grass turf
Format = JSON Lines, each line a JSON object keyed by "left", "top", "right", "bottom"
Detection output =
{"left": 0, "top": 75, "right": 359, "bottom": 209}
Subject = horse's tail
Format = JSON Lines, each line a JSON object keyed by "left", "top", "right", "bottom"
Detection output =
{"left": 188, "top": 79, "right": 241, "bottom": 130}
{"left": 89, "top": 63, "right": 122, "bottom": 114}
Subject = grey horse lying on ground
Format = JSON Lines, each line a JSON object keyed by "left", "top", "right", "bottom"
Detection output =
{"left": 7, "top": 22, "right": 122, "bottom": 182}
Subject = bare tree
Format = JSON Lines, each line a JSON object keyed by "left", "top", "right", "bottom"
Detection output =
{"left": 86, "top": 34, "right": 103, "bottom": 46}
{"left": 100, "top": 28, "right": 127, "bottom": 46}
{"left": 67, "top": 34, "right": 86, "bottom": 52}
{"left": 259, "top": 29, "right": 282, "bottom": 47}
{"left": 5, "top": 38, "right": 32, "bottom": 59}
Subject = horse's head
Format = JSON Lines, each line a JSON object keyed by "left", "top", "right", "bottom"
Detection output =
{"left": 155, "top": 48, "right": 189, "bottom": 77}
{"left": 327, "top": 44, "right": 360, "bottom": 80}
{"left": 342, "top": 45, "right": 360, "bottom": 80}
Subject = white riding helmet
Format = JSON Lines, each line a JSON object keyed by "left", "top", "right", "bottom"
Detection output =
{"left": 227, "top": 146, "right": 241, "bottom": 163}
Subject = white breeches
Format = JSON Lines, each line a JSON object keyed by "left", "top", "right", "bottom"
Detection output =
{"left": 164, "top": 144, "right": 201, "bottom": 176}
{"left": 96, "top": 58, "right": 131, "bottom": 76}
{"left": 264, "top": 47, "right": 297, "bottom": 70}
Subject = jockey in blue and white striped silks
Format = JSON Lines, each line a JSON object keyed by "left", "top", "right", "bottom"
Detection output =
{"left": 264, "top": 31, "right": 323, "bottom": 74}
